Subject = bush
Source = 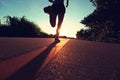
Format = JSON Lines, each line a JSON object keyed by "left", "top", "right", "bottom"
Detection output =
{"left": 0, "top": 16, "right": 49, "bottom": 37}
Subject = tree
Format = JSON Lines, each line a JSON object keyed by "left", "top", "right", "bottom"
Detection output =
{"left": 77, "top": 0, "right": 120, "bottom": 43}
{"left": 6, "top": 16, "right": 41, "bottom": 37}
{"left": 0, "top": 16, "right": 49, "bottom": 37}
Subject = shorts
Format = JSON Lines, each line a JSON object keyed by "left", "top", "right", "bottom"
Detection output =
{"left": 52, "top": 4, "right": 65, "bottom": 14}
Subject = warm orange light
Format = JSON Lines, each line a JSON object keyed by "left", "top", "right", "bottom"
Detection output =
{"left": 39, "top": 19, "right": 85, "bottom": 38}
{"left": 59, "top": 20, "right": 76, "bottom": 37}
{"left": 59, "top": 27, "right": 69, "bottom": 37}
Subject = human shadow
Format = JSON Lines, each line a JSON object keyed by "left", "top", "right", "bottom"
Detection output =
{"left": 6, "top": 41, "right": 59, "bottom": 80}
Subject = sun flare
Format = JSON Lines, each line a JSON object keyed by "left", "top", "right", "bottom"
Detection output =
{"left": 59, "top": 27, "right": 69, "bottom": 37}
{"left": 40, "top": 19, "right": 85, "bottom": 38}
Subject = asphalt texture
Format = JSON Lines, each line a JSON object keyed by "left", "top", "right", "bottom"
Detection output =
{"left": 0, "top": 38, "right": 120, "bottom": 80}
{"left": 36, "top": 39, "right": 120, "bottom": 80}
{"left": 0, "top": 38, "right": 69, "bottom": 80}
{"left": 0, "top": 38, "right": 54, "bottom": 60}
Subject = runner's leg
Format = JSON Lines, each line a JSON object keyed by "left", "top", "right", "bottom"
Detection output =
{"left": 55, "top": 13, "right": 65, "bottom": 41}
{"left": 50, "top": 13, "right": 57, "bottom": 27}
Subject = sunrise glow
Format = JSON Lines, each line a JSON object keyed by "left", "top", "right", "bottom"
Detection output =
{"left": 0, "top": 0, "right": 95, "bottom": 38}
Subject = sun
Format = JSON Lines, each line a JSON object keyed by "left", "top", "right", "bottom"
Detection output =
{"left": 59, "top": 19, "right": 85, "bottom": 38}
{"left": 59, "top": 21, "right": 73, "bottom": 37}
{"left": 40, "top": 18, "right": 84, "bottom": 38}
{"left": 59, "top": 26, "right": 69, "bottom": 37}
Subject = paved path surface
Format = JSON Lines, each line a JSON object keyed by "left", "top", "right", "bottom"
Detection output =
{"left": 0, "top": 38, "right": 120, "bottom": 80}
{"left": 0, "top": 38, "right": 69, "bottom": 80}
{"left": 0, "top": 38, "right": 55, "bottom": 60}
{"left": 36, "top": 39, "right": 120, "bottom": 80}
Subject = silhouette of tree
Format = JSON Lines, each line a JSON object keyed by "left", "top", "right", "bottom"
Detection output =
{"left": 0, "top": 16, "right": 49, "bottom": 37}
{"left": 77, "top": 0, "right": 120, "bottom": 43}
{"left": 39, "top": 32, "right": 50, "bottom": 38}
{"left": 5, "top": 16, "right": 41, "bottom": 37}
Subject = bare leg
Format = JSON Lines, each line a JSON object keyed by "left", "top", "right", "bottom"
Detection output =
{"left": 55, "top": 13, "right": 65, "bottom": 41}
{"left": 50, "top": 13, "right": 57, "bottom": 27}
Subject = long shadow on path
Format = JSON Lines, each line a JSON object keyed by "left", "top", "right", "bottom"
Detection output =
{"left": 6, "top": 41, "right": 58, "bottom": 80}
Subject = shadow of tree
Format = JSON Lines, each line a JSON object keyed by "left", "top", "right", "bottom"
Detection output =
{"left": 6, "top": 41, "right": 58, "bottom": 80}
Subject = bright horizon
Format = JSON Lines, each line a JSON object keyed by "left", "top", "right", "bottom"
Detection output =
{"left": 0, "top": 0, "right": 95, "bottom": 38}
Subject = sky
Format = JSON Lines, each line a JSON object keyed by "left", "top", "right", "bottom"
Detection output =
{"left": 0, "top": 0, "right": 95, "bottom": 38}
